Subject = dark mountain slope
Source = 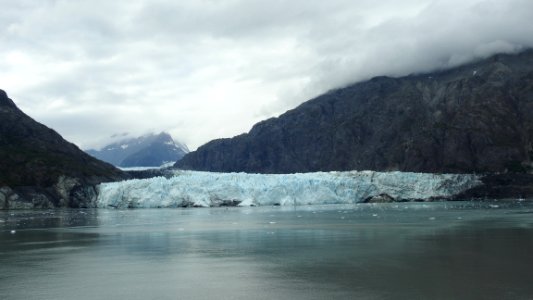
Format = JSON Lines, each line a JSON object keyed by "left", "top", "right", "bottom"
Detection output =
{"left": 0, "top": 90, "right": 127, "bottom": 208}
{"left": 176, "top": 50, "right": 533, "bottom": 174}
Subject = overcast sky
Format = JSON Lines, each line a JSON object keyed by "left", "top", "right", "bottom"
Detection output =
{"left": 2, "top": 0, "right": 533, "bottom": 150}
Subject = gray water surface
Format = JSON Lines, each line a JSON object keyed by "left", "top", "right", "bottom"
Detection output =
{"left": 1, "top": 202, "right": 533, "bottom": 300}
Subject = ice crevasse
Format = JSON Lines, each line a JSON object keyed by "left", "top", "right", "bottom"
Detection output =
{"left": 96, "top": 171, "right": 482, "bottom": 208}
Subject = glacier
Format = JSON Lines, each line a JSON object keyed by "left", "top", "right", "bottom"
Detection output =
{"left": 96, "top": 171, "right": 482, "bottom": 208}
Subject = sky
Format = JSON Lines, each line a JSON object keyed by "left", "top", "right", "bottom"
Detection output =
{"left": 1, "top": 0, "right": 533, "bottom": 150}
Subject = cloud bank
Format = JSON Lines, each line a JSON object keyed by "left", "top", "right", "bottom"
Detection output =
{"left": 1, "top": 0, "right": 533, "bottom": 149}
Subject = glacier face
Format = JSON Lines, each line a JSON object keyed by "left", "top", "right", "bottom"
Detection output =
{"left": 96, "top": 171, "right": 482, "bottom": 208}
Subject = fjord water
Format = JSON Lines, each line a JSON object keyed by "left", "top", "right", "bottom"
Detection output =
{"left": 1, "top": 202, "right": 533, "bottom": 300}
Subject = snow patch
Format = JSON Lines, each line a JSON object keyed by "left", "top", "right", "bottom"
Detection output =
{"left": 97, "top": 171, "right": 481, "bottom": 209}
{"left": 175, "top": 141, "right": 190, "bottom": 153}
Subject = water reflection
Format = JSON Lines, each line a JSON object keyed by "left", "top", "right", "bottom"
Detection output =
{"left": 1, "top": 203, "right": 533, "bottom": 300}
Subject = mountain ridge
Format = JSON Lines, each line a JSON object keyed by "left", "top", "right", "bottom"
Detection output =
{"left": 0, "top": 90, "right": 127, "bottom": 209}
{"left": 176, "top": 50, "right": 533, "bottom": 175}
{"left": 86, "top": 132, "right": 188, "bottom": 167}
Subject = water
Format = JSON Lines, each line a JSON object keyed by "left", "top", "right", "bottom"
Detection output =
{"left": 1, "top": 202, "right": 533, "bottom": 300}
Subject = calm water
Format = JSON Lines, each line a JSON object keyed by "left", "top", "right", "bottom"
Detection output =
{"left": 1, "top": 202, "right": 533, "bottom": 300}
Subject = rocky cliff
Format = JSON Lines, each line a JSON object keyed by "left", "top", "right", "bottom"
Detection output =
{"left": 176, "top": 50, "right": 533, "bottom": 175}
{"left": 0, "top": 90, "right": 127, "bottom": 209}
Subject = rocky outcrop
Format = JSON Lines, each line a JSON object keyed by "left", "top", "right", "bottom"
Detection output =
{"left": 363, "top": 193, "right": 396, "bottom": 203}
{"left": 176, "top": 50, "right": 533, "bottom": 175}
{"left": 453, "top": 174, "right": 533, "bottom": 200}
{"left": 0, "top": 90, "right": 128, "bottom": 209}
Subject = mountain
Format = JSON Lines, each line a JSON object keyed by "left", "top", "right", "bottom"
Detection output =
{"left": 0, "top": 90, "right": 127, "bottom": 209}
{"left": 176, "top": 50, "right": 533, "bottom": 175}
{"left": 86, "top": 132, "right": 189, "bottom": 167}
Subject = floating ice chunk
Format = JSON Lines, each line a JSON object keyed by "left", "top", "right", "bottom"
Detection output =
{"left": 237, "top": 198, "right": 254, "bottom": 207}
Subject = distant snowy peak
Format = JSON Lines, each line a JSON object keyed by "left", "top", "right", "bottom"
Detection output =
{"left": 86, "top": 132, "right": 189, "bottom": 167}
{"left": 161, "top": 135, "right": 189, "bottom": 153}
{"left": 174, "top": 141, "right": 190, "bottom": 153}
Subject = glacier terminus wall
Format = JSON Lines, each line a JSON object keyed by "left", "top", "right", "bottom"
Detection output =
{"left": 96, "top": 171, "right": 482, "bottom": 208}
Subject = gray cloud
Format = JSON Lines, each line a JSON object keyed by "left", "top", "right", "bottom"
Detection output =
{"left": 1, "top": 0, "right": 533, "bottom": 150}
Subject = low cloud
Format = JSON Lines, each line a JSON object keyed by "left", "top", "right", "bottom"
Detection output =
{"left": 1, "top": 0, "right": 533, "bottom": 150}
